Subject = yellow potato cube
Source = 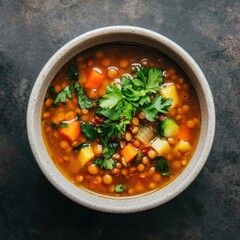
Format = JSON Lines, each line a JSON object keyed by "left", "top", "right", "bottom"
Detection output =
{"left": 161, "top": 84, "right": 179, "bottom": 108}
{"left": 151, "top": 138, "right": 171, "bottom": 157}
{"left": 175, "top": 140, "right": 191, "bottom": 153}
{"left": 77, "top": 146, "right": 95, "bottom": 167}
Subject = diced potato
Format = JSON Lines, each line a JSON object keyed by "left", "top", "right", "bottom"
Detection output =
{"left": 77, "top": 146, "right": 95, "bottom": 167}
{"left": 175, "top": 140, "right": 191, "bottom": 153}
{"left": 151, "top": 138, "right": 171, "bottom": 157}
{"left": 161, "top": 84, "right": 179, "bottom": 108}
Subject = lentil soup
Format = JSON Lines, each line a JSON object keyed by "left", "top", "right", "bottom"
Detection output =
{"left": 42, "top": 44, "right": 201, "bottom": 196}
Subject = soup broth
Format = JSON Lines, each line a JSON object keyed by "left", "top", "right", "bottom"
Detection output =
{"left": 42, "top": 44, "right": 201, "bottom": 196}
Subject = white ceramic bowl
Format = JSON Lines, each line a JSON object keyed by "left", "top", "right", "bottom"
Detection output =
{"left": 27, "top": 26, "right": 215, "bottom": 213}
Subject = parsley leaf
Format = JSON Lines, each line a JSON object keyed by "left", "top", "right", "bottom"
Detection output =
{"left": 59, "top": 123, "right": 68, "bottom": 128}
{"left": 73, "top": 82, "right": 93, "bottom": 109}
{"left": 101, "top": 158, "right": 115, "bottom": 170}
{"left": 146, "top": 68, "right": 163, "bottom": 93}
{"left": 81, "top": 123, "right": 98, "bottom": 140}
{"left": 115, "top": 184, "right": 127, "bottom": 193}
{"left": 72, "top": 142, "right": 90, "bottom": 151}
{"left": 53, "top": 85, "right": 73, "bottom": 105}
{"left": 99, "top": 85, "right": 123, "bottom": 109}
{"left": 155, "top": 157, "right": 169, "bottom": 176}
{"left": 68, "top": 65, "right": 79, "bottom": 81}
{"left": 143, "top": 95, "right": 173, "bottom": 121}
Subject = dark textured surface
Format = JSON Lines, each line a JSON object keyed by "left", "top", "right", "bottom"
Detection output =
{"left": 0, "top": 0, "right": 239, "bottom": 239}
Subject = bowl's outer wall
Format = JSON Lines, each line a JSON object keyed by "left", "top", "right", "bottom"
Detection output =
{"left": 27, "top": 26, "right": 215, "bottom": 213}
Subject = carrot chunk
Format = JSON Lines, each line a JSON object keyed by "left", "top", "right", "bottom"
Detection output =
{"left": 121, "top": 143, "right": 138, "bottom": 162}
{"left": 178, "top": 124, "right": 191, "bottom": 141}
{"left": 85, "top": 67, "right": 105, "bottom": 89}
{"left": 59, "top": 121, "right": 81, "bottom": 142}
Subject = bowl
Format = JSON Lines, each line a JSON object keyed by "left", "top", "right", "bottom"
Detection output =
{"left": 27, "top": 26, "right": 215, "bottom": 213}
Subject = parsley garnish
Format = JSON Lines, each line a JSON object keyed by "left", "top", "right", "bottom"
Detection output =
{"left": 155, "top": 157, "right": 169, "bottom": 176}
{"left": 73, "top": 82, "right": 93, "bottom": 109}
{"left": 93, "top": 143, "right": 118, "bottom": 170}
{"left": 72, "top": 142, "right": 90, "bottom": 151}
{"left": 59, "top": 122, "right": 68, "bottom": 128}
{"left": 81, "top": 123, "right": 98, "bottom": 140}
{"left": 53, "top": 85, "right": 73, "bottom": 105}
{"left": 114, "top": 184, "right": 127, "bottom": 193}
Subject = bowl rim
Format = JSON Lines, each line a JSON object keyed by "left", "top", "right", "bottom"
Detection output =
{"left": 27, "top": 25, "right": 215, "bottom": 213}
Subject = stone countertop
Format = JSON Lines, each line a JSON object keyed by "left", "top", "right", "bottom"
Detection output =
{"left": 0, "top": 1, "right": 239, "bottom": 239}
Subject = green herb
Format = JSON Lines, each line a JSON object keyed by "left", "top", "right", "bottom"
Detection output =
{"left": 53, "top": 85, "right": 73, "bottom": 105}
{"left": 45, "top": 122, "right": 57, "bottom": 129}
{"left": 68, "top": 65, "right": 79, "bottom": 81}
{"left": 72, "top": 142, "right": 90, "bottom": 151}
{"left": 73, "top": 82, "right": 93, "bottom": 109}
{"left": 143, "top": 95, "right": 173, "bottom": 121}
{"left": 93, "top": 143, "right": 118, "bottom": 170}
{"left": 99, "top": 85, "right": 123, "bottom": 109}
{"left": 48, "top": 86, "right": 55, "bottom": 94}
{"left": 81, "top": 123, "right": 98, "bottom": 140}
{"left": 97, "top": 120, "right": 126, "bottom": 146}
{"left": 59, "top": 122, "right": 68, "bottom": 128}
{"left": 95, "top": 67, "right": 172, "bottom": 146}
{"left": 155, "top": 157, "right": 169, "bottom": 176}
{"left": 114, "top": 184, "right": 127, "bottom": 193}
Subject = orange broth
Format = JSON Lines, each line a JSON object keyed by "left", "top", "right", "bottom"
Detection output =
{"left": 41, "top": 44, "right": 201, "bottom": 196}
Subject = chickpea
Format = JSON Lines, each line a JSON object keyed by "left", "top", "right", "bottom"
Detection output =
{"left": 95, "top": 50, "right": 104, "bottom": 58}
{"left": 45, "top": 126, "right": 51, "bottom": 133}
{"left": 102, "top": 58, "right": 111, "bottom": 67}
{"left": 43, "top": 112, "right": 50, "bottom": 118}
{"left": 171, "top": 161, "right": 182, "bottom": 170}
{"left": 187, "top": 120, "right": 196, "bottom": 128}
{"left": 45, "top": 98, "right": 53, "bottom": 108}
{"left": 182, "top": 104, "right": 190, "bottom": 112}
{"left": 148, "top": 182, "right": 157, "bottom": 190}
{"left": 135, "top": 184, "right": 145, "bottom": 193}
{"left": 54, "top": 85, "right": 62, "bottom": 93}
{"left": 107, "top": 67, "right": 118, "bottom": 79}
{"left": 111, "top": 168, "right": 120, "bottom": 175}
{"left": 103, "top": 174, "right": 113, "bottom": 185}
{"left": 132, "top": 117, "right": 140, "bottom": 126}
{"left": 137, "top": 164, "right": 145, "bottom": 172}
{"left": 148, "top": 149, "right": 157, "bottom": 159}
{"left": 148, "top": 167, "right": 156, "bottom": 176}
{"left": 60, "top": 141, "right": 69, "bottom": 149}
{"left": 87, "top": 164, "right": 98, "bottom": 175}
{"left": 108, "top": 184, "right": 115, "bottom": 193}
{"left": 138, "top": 112, "right": 146, "bottom": 119}
{"left": 125, "top": 132, "right": 132, "bottom": 142}
{"left": 152, "top": 173, "right": 162, "bottom": 182}
{"left": 116, "top": 162, "right": 122, "bottom": 169}
{"left": 75, "top": 175, "right": 84, "bottom": 182}
{"left": 121, "top": 168, "right": 128, "bottom": 176}
{"left": 168, "top": 137, "right": 176, "bottom": 145}
{"left": 82, "top": 109, "right": 89, "bottom": 115}
{"left": 128, "top": 188, "right": 135, "bottom": 195}
{"left": 139, "top": 173, "right": 146, "bottom": 179}
{"left": 95, "top": 176, "right": 102, "bottom": 184}
{"left": 132, "top": 139, "right": 141, "bottom": 147}
{"left": 93, "top": 144, "right": 103, "bottom": 156}
{"left": 112, "top": 153, "right": 121, "bottom": 160}
{"left": 119, "top": 59, "right": 129, "bottom": 68}
{"left": 131, "top": 127, "right": 139, "bottom": 135}
{"left": 142, "top": 156, "right": 149, "bottom": 165}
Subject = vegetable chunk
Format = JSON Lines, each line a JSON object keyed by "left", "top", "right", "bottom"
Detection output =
{"left": 161, "top": 84, "right": 179, "bottom": 108}
{"left": 78, "top": 145, "right": 95, "bottom": 167}
{"left": 151, "top": 138, "right": 171, "bottom": 157}
{"left": 85, "top": 67, "right": 105, "bottom": 89}
{"left": 121, "top": 143, "right": 138, "bottom": 162}
{"left": 59, "top": 121, "right": 81, "bottom": 142}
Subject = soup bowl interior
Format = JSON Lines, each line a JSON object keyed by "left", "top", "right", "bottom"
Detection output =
{"left": 27, "top": 26, "right": 215, "bottom": 213}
